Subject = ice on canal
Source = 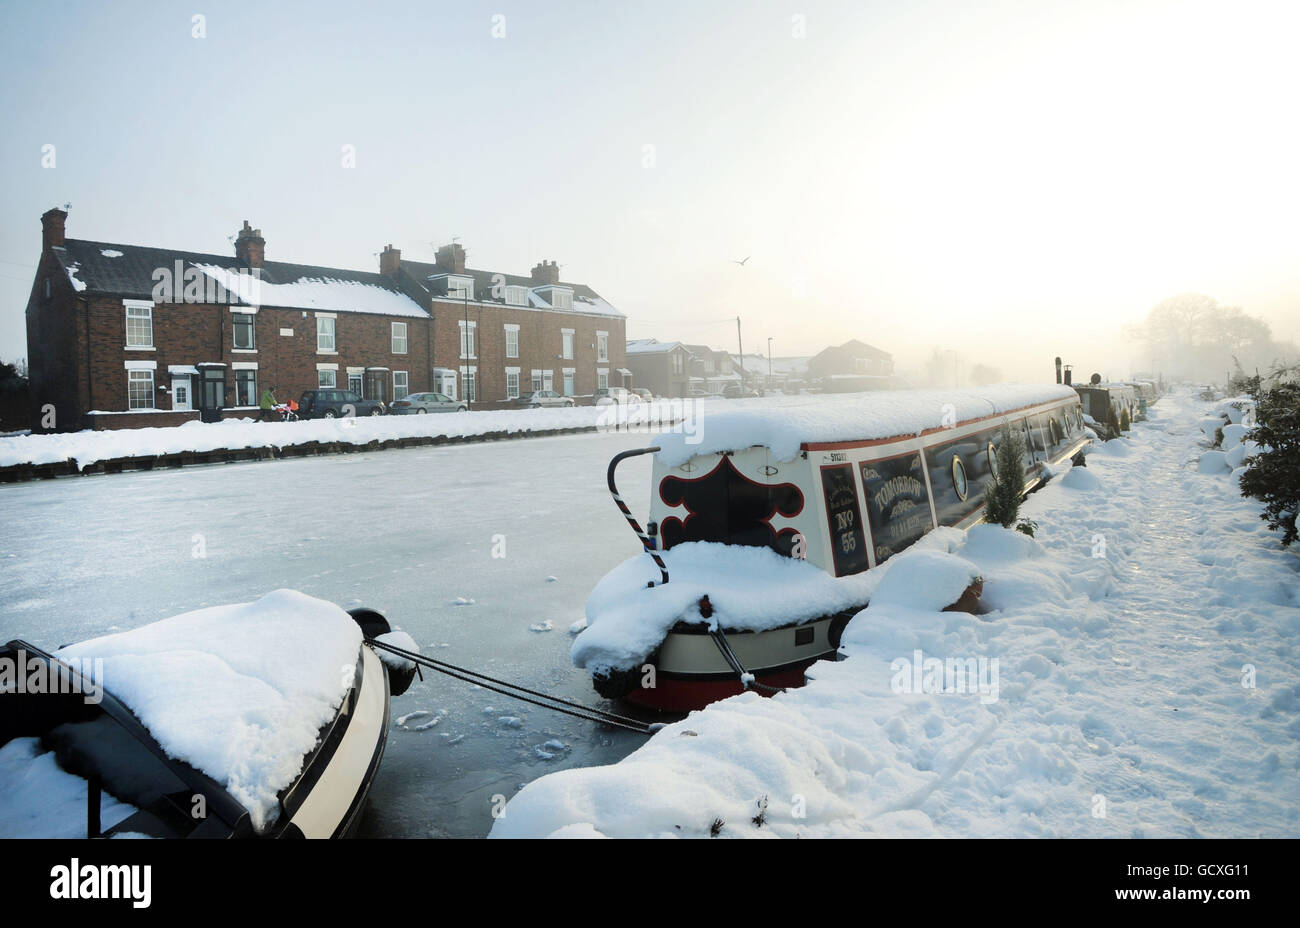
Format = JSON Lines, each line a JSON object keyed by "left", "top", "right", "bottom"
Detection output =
{"left": 0, "top": 430, "right": 659, "bottom": 837}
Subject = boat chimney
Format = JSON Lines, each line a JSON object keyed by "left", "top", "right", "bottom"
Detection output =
{"left": 1063, "top": 365, "right": 1073, "bottom": 386}
{"left": 1054, "top": 356, "right": 1062, "bottom": 384}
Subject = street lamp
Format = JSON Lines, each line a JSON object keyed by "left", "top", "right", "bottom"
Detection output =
{"left": 767, "top": 337, "right": 773, "bottom": 382}
{"left": 450, "top": 283, "right": 472, "bottom": 411}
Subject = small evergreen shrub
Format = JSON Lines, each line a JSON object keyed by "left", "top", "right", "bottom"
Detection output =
{"left": 984, "top": 427, "right": 1027, "bottom": 529}
{"left": 1239, "top": 381, "right": 1300, "bottom": 546}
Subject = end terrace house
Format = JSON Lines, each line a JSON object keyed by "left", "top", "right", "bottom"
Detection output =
{"left": 24, "top": 208, "right": 627, "bottom": 430}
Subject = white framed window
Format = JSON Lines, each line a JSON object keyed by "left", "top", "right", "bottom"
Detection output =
{"left": 531, "top": 369, "right": 542, "bottom": 392}
{"left": 447, "top": 276, "right": 474, "bottom": 300}
{"left": 561, "top": 329, "right": 574, "bottom": 360}
{"left": 234, "top": 368, "right": 258, "bottom": 406}
{"left": 392, "top": 321, "right": 408, "bottom": 354}
{"left": 459, "top": 320, "right": 476, "bottom": 359}
{"left": 597, "top": 368, "right": 609, "bottom": 390}
{"left": 460, "top": 365, "right": 477, "bottom": 402}
{"left": 232, "top": 312, "right": 256, "bottom": 350}
{"left": 597, "top": 331, "right": 608, "bottom": 362}
{"left": 317, "top": 314, "right": 336, "bottom": 352}
{"left": 542, "top": 370, "right": 554, "bottom": 392}
{"left": 505, "top": 285, "right": 527, "bottom": 306}
{"left": 504, "top": 324, "right": 519, "bottom": 359}
{"left": 318, "top": 369, "right": 337, "bottom": 389}
{"left": 127, "top": 369, "right": 154, "bottom": 409}
{"left": 562, "top": 368, "right": 575, "bottom": 396}
{"left": 393, "top": 371, "right": 409, "bottom": 400}
{"left": 552, "top": 289, "right": 573, "bottom": 311}
{"left": 125, "top": 301, "right": 154, "bottom": 349}
{"left": 505, "top": 367, "right": 520, "bottom": 399}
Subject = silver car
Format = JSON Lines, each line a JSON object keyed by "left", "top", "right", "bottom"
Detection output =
{"left": 515, "top": 390, "right": 575, "bottom": 408}
{"left": 388, "top": 392, "right": 468, "bottom": 414}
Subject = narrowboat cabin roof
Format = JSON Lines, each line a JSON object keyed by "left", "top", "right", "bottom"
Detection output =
{"left": 653, "top": 384, "right": 1078, "bottom": 466}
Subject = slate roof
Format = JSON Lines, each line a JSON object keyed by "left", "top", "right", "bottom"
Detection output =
{"left": 53, "top": 239, "right": 428, "bottom": 317}
{"left": 398, "top": 259, "right": 622, "bottom": 319}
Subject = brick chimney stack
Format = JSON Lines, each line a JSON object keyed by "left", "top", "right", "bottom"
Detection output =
{"left": 530, "top": 259, "right": 560, "bottom": 285}
{"left": 235, "top": 221, "right": 265, "bottom": 268}
{"left": 380, "top": 244, "right": 401, "bottom": 276}
{"left": 41, "top": 207, "right": 67, "bottom": 252}
{"left": 435, "top": 243, "right": 466, "bottom": 274}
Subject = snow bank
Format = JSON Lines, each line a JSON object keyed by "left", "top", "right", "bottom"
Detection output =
{"left": 496, "top": 390, "right": 1300, "bottom": 838}
{"left": 55, "top": 589, "right": 362, "bottom": 832}
{"left": 0, "top": 401, "right": 687, "bottom": 470}
{"left": 654, "top": 385, "right": 1077, "bottom": 466}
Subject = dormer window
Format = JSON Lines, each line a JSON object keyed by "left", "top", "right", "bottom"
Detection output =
{"left": 551, "top": 289, "right": 573, "bottom": 311}
{"left": 505, "top": 285, "right": 528, "bottom": 306}
{"left": 447, "top": 276, "right": 474, "bottom": 300}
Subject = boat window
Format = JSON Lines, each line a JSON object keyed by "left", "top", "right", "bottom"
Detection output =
{"left": 952, "top": 455, "right": 969, "bottom": 501}
{"left": 987, "top": 441, "right": 999, "bottom": 480}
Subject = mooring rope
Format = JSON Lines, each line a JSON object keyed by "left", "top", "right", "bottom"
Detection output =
{"left": 366, "top": 637, "right": 658, "bottom": 735}
{"left": 709, "top": 627, "right": 787, "bottom": 695}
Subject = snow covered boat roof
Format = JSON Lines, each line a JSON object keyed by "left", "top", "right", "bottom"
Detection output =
{"left": 53, "top": 589, "right": 363, "bottom": 832}
{"left": 654, "top": 384, "right": 1078, "bottom": 466}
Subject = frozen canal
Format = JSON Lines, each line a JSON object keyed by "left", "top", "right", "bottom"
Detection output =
{"left": 0, "top": 430, "right": 661, "bottom": 837}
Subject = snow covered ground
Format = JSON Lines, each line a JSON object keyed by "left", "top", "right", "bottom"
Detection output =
{"left": 491, "top": 390, "right": 1300, "bottom": 838}
{"left": 0, "top": 400, "right": 693, "bottom": 469}
{"left": 0, "top": 430, "right": 662, "bottom": 837}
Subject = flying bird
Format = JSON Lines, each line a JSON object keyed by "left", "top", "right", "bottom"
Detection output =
{"left": 733, "top": 256, "right": 750, "bottom": 266}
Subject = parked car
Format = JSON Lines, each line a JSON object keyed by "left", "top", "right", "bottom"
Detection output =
{"left": 722, "top": 383, "right": 761, "bottom": 399}
{"left": 631, "top": 388, "right": 653, "bottom": 402}
{"left": 389, "top": 392, "right": 468, "bottom": 414}
{"left": 515, "top": 390, "right": 575, "bottom": 408}
{"left": 297, "top": 390, "right": 386, "bottom": 418}
{"left": 593, "top": 387, "right": 641, "bottom": 406}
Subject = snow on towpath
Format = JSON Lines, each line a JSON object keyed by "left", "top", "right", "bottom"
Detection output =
{"left": 490, "top": 390, "right": 1300, "bottom": 838}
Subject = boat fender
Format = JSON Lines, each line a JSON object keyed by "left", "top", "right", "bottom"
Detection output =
{"left": 347, "top": 607, "right": 418, "bottom": 697}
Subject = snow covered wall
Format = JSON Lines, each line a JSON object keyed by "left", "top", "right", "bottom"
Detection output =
{"left": 493, "top": 391, "right": 1300, "bottom": 839}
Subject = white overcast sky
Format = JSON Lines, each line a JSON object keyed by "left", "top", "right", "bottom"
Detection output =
{"left": 1, "top": 0, "right": 1297, "bottom": 381}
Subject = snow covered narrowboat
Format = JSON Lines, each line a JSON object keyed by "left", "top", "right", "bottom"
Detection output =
{"left": 1073, "top": 380, "right": 1138, "bottom": 436}
{"left": 0, "top": 590, "right": 415, "bottom": 838}
{"left": 574, "top": 385, "right": 1089, "bottom": 712}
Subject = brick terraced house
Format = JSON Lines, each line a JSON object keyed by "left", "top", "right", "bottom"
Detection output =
{"left": 25, "top": 208, "right": 626, "bottom": 429}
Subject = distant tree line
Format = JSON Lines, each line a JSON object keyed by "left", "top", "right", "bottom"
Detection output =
{"left": 1126, "top": 294, "right": 1298, "bottom": 384}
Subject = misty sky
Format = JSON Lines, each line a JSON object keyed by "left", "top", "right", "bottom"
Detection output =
{"left": 2, "top": 0, "right": 1297, "bottom": 382}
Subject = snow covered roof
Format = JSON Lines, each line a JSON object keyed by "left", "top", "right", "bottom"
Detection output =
{"left": 398, "top": 259, "right": 622, "bottom": 319}
{"left": 55, "top": 590, "right": 363, "bottom": 833}
{"left": 626, "top": 338, "right": 688, "bottom": 355}
{"left": 193, "top": 264, "right": 427, "bottom": 317}
{"left": 52, "top": 239, "right": 429, "bottom": 318}
{"left": 654, "top": 384, "right": 1078, "bottom": 466}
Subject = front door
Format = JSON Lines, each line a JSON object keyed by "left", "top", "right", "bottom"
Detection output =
{"left": 171, "top": 375, "right": 192, "bottom": 411}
